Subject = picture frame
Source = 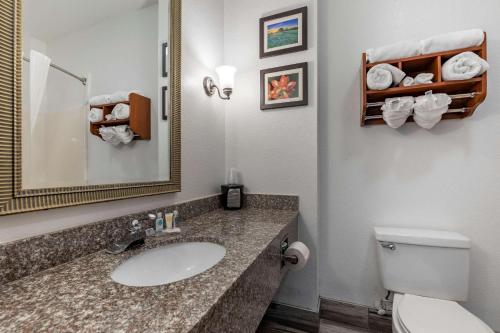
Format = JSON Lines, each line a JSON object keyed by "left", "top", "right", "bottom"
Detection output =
{"left": 162, "top": 86, "right": 169, "bottom": 120}
{"left": 260, "top": 62, "right": 308, "bottom": 110}
{"left": 162, "top": 42, "right": 168, "bottom": 77}
{"left": 259, "top": 7, "right": 308, "bottom": 58}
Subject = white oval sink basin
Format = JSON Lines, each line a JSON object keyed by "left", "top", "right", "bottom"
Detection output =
{"left": 111, "top": 242, "right": 226, "bottom": 287}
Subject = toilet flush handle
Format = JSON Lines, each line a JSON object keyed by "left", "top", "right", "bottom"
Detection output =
{"left": 380, "top": 242, "right": 396, "bottom": 251}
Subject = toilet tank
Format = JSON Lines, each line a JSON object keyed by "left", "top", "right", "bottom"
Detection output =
{"left": 374, "top": 227, "right": 471, "bottom": 301}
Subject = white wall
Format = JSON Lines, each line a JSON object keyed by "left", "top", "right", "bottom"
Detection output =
{"left": 224, "top": 0, "right": 319, "bottom": 311}
{"left": 318, "top": 0, "right": 500, "bottom": 330}
{"left": 0, "top": 0, "right": 226, "bottom": 244}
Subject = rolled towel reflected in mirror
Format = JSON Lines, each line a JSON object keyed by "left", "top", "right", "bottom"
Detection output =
{"left": 381, "top": 96, "right": 415, "bottom": 129}
{"left": 367, "top": 63, "right": 406, "bottom": 90}
{"left": 109, "top": 90, "right": 143, "bottom": 103}
{"left": 413, "top": 92, "right": 452, "bottom": 129}
{"left": 88, "top": 108, "right": 103, "bottom": 123}
{"left": 89, "top": 95, "right": 111, "bottom": 106}
{"left": 111, "top": 103, "right": 130, "bottom": 120}
{"left": 442, "top": 51, "right": 489, "bottom": 81}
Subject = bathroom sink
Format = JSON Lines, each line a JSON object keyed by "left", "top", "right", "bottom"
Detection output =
{"left": 110, "top": 242, "right": 226, "bottom": 287}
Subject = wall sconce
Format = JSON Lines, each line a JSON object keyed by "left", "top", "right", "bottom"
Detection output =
{"left": 204, "top": 65, "right": 237, "bottom": 100}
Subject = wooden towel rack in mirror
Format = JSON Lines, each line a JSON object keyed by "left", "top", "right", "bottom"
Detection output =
{"left": 0, "top": 0, "right": 182, "bottom": 215}
{"left": 361, "top": 33, "right": 487, "bottom": 127}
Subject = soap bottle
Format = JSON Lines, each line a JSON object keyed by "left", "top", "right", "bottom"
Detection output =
{"left": 164, "top": 212, "right": 174, "bottom": 231}
{"left": 155, "top": 212, "right": 164, "bottom": 233}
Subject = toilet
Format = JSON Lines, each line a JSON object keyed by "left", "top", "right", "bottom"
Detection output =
{"left": 374, "top": 227, "right": 494, "bottom": 333}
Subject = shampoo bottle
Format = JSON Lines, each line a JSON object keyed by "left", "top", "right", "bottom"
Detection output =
{"left": 155, "top": 212, "right": 164, "bottom": 233}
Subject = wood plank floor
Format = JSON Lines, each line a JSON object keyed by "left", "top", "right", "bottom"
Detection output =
{"left": 257, "top": 319, "right": 383, "bottom": 333}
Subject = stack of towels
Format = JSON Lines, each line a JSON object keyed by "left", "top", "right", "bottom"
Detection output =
{"left": 87, "top": 104, "right": 130, "bottom": 123}
{"left": 366, "top": 29, "right": 485, "bottom": 63}
{"left": 99, "top": 125, "right": 135, "bottom": 145}
{"left": 381, "top": 91, "right": 452, "bottom": 130}
{"left": 89, "top": 90, "right": 142, "bottom": 106}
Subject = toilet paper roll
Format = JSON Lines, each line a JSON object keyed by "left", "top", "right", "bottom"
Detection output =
{"left": 284, "top": 241, "right": 310, "bottom": 272}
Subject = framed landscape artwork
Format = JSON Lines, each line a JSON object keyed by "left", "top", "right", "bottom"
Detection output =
{"left": 259, "top": 7, "right": 308, "bottom": 58}
{"left": 260, "top": 62, "right": 308, "bottom": 110}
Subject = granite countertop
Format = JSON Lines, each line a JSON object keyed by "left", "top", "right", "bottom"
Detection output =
{"left": 0, "top": 208, "right": 298, "bottom": 333}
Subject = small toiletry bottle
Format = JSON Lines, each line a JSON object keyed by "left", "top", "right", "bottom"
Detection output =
{"left": 173, "top": 210, "right": 179, "bottom": 229}
{"left": 155, "top": 212, "right": 164, "bottom": 233}
{"left": 165, "top": 212, "right": 174, "bottom": 230}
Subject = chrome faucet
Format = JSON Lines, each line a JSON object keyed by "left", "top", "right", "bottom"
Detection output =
{"left": 105, "top": 214, "right": 156, "bottom": 254}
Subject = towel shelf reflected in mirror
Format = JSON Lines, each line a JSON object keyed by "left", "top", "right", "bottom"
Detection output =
{"left": 361, "top": 32, "right": 488, "bottom": 127}
{"left": 0, "top": 0, "right": 181, "bottom": 215}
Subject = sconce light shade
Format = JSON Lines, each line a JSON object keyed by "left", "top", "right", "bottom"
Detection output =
{"left": 216, "top": 65, "right": 237, "bottom": 90}
{"left": 204, "top": 65, "right": 237, "bottom": 100}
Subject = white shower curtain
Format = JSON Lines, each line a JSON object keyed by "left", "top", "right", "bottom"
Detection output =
{"left": 29, "top": 50, "right": 51, "bottom": 132}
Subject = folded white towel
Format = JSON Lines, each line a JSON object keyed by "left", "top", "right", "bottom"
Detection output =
{"left": 88, "top": 108, "right": 103, "bottom": 123}
{"left": 381, "top": 96, "right": 415, "bottom": 129}
{"left": 89, "top": 95, "right": 111, "bottom": 106}
{"left": 420, "top": 29, "right": 484, "bottom": 55}
{"left": 413, "top": 92, "right": 452, "bottom": 129}
{"left": 414, "top": 73, "right": 434, "bottom": 85}
{"left": 111, "top": 103, "right": 130, "bottom": 120}
{"left": 109, "top": 90, "right": 143, "bottom": 103}
{"left": 98, "top": 125, "right": 135, "bottom": 145}
{"left": 366, "top": 40, "right": 421, "bottom": 63}
{"left": 366, "top": 64, "right": 405, "bottom": 90}
{"left": 98, "top": 127, "right": 121, "bottom": 146}
{"left": 105, "top": 114, "right": 117, "bottom": 121}
{"left": 442, "top": 51, "right": 489, "bottom": 81}
{"left": 402, "top": 77, "right": 414, "bottom": 87}
{"left": 114, "top": 125, "right": 134, "bottom": 144}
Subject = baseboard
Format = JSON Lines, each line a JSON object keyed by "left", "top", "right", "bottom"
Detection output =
{"left": 258, "top": 302, "right": 319, "bottom": 333}
{"left": 319, "top": 297, "right": 392, "bottom": 333}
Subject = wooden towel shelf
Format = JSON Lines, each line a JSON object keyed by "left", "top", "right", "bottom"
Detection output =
{"left": 361, "top": 32, "right": 487, "bottom": 127}
{"left": 90, "top": 93, "right": 151, "bottom": 140}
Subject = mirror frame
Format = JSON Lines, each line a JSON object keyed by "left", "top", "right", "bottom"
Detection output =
{"left": 0, "top": 0, "right": 182, "bottom": 215}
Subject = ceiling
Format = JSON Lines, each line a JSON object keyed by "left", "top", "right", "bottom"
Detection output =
{"left": 24, "top": 0, "right": 158, "bottom": 42}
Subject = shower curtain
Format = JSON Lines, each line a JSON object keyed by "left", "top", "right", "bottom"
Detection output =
{"left": 29, "top": 50, "right": 51, "bottom": 132}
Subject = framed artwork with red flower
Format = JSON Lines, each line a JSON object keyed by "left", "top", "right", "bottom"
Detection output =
{"left": 260, "top": 62, "right": 308, "bottom": 110}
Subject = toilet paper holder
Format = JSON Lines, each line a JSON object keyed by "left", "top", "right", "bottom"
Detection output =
{"left": 281, "top": 240, "right": 298, "bottom": 265}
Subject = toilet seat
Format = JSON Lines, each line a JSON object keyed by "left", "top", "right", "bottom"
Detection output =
{"left": 393, "top": 293, "right": 494, "bottom": 333}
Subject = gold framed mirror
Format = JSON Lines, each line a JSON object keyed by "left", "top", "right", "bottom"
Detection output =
{"left": 0, "top": 0, "right": 181, "bottom": 215}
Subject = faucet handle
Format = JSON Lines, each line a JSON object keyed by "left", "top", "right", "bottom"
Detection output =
{"left": 129, "top": 219, "right": 142, "bottom": 232}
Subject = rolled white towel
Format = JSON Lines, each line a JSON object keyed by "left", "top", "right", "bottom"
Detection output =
{"left": 88, "top": 108, "right": 103, "bottom": 123}
{"left": 420, "top": 29, "right": 484, "bottom": 55}
{"left": 442, "top": 51, "right": 489, "bottom": 81}
{"left": 367, "top": 67, "right": 392, "bottom": 90}
{"left": 367, "top": 64, "right": 405, "bottom": 90}
{"left": 366, "top": 40, "right": 420, "bottom": 63}
{"left": 109, "top": 90, "right": 143, "bottom": 103}
{"left": 111, "top": 103, "right": 130, "bottom": 120}
{"left": 414, "top": 73, "right": 434, "bottom": 85}
{"left": 402, "top": 77, "right": 414, "bottom": 87}
{"left": 98, "top": 127, "right": 121, "bottom": 145}
{"left": 381, "top": 96, "right": 415, "bottom": 129}
{"left": 413, "top": 92, "right": 452, "bottom": 129}
{"left": 89, "top": 95, "right": 111, "bottom": 106}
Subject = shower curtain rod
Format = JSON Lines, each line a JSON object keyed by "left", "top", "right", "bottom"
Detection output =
{"left": 22, "top": 56, "right": 87, "bottom": 86}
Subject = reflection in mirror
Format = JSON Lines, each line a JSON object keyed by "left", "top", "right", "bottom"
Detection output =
{"left": 21, "top": 0, "right": 170, "bottom": 189}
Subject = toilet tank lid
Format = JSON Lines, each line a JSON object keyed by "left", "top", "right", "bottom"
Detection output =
{"left": 374, "top": 227, "right": 471, "bottom": 249}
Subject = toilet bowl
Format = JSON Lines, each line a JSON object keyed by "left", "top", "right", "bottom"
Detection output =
{"left": 373, "top": 227, "right": 494, "bottom": 333}
{"left": 392, "top": 293, "right": 493, "bottom": 333}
